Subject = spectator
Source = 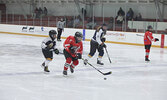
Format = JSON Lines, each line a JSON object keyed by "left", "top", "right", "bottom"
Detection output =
{"left": 135, "top": 13, "right": 142, "bottom": 21}
{"left": 126, "top": 8, "right": 134, "bottom": 20}
{"left": 38, "top": 7, "right": 43, "bottom": 17}
{"left": 34, "top": 7, "right": 39, "bottom": 18}
{"left": 110, "top": 17, "right": 114, "bottom": 23}
{"left": 63, "top": 16, "right": 68, "bottom": 27}
{"left": 86, "top": 17, "right": 97, "bottom": 29}
{"left": 73, "top": 16, "right": 80, "bottom": 28}
{"left": 81, "top": 8, "right": 87, "bottom": 18}
{"left": 43, "top": 7, "right": 48, "bottom": 16}
{"left": 117, "top": 7, "right": 125, "bottom": 16}
{"left": 116, "top": 14, "right": 124, "bottom": 25}
{"left": 108, "top": 17, "right": 114, "bottom": 30}
{"left": 67, "top": 17, "right": 74, "bottom": 28}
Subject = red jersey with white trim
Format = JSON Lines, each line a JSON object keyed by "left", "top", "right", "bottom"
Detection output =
{"left": 63, "top": 36, "right": 83, "bottom": 57}
{"left": 144, "top": 31, "right": 154, "bottom": 45}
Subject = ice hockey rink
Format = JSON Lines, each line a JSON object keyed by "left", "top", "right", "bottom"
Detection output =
{"left": 0, "top": 33, "right": 167, "bottom": 100}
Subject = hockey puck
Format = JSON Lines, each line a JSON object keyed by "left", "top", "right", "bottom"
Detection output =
{"left": 104, "top": 77, "right": 107, "bottom": 80}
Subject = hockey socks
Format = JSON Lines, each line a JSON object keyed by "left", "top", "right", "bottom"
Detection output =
{"left": 42, "top": 58, "right": 52, "bottom": 72}
{"left": 145, "top": 49, "right": 150, "bottom": 61}
{"left": 63, "top": 59, "right": 78, "bottom": 75}
{"left": 44, "top": 59, "right": 51, "bottom": 67}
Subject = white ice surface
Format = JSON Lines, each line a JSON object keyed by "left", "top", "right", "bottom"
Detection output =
{"left": 0, "top": 33, "right": 167, "bottom": 100}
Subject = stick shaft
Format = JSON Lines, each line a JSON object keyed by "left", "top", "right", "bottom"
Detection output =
{"left": 82, "top": 58, "right": 104, "bottom": 74}
{"left": 82, "top": 58, "right": 111, "bottom": 75}
{"left": 105, "top": 48, "right": 112, "bottom": 63}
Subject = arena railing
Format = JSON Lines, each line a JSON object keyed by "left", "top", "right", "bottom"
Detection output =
{"left": 0, "top": 14, "right": 166, "bottom": 34}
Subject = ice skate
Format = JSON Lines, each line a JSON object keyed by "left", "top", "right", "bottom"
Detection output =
{"left": 57, "top": 39, "right": 61, "bottom": 41}
{"left": 145, "top": 57, "right": 150, "bottom": 62}
{"left": 70, "top": 66, "right": 74, "bottom": 73}
{"left": 41, "top": 62, "right": 50, "bottom": 72}
{"left": 97, "top": 59, "right": 104, "bottom": 65}
{"left": 63, "top": 70, "right": 67, "bottom": 75}
{"left": 44, "top": 66, "right": 50, "bottom": 72}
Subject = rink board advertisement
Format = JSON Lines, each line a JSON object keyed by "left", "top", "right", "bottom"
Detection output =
{"left": 0, "top": 24, "right": 166, "bottom": 48}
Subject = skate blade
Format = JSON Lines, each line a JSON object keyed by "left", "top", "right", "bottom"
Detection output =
{"left": 43, "top": 71, "right": 50, "bottom": 74}
{"left": 63, "top": 74, "right": 68, "bottom": 77}
{"left": 145, "top": 61, "right": 150, "bottom": 63}
{"left": 41, "top": 65, "right": 45, "bottom": 68}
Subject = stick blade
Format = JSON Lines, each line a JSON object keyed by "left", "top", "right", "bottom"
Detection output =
{"left": 103, "top": 71, "right": 112, "bottom": 75}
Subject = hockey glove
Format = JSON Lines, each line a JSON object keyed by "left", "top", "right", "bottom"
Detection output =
{"left": 76, "top": 53, "right": 82, "bottom": 59}
{"left": 103, "top": 44, "right": 107, "bottom": 48}
{"left": 99, "top": 43, "right": 106, "bottom": 49}
{"left": 101, "top": 37, "right": 106, "bottom": 42}
{"left": 73, "top": 57, "right": 78, "bottom": 61}
{"left": 54, "top": 49, "right": 59, "bottom": 54}
{"left": 155, "top": 38, "right": 159, "bottom": 41}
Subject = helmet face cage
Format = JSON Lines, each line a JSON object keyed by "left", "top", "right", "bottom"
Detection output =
{"left": 147, "top": 25, "right": 153, "bottom": 30}
{"left": 102, "top": 23, "right": 108, "bottom": 31}
{"left": 49, "top": 30, "right": 57, "bottom": 39}
{"left": 75, "top": 32, "right": 83, "bottom": 38}
{"left": 75, "top": 32, "right": 83, "bottom": 42}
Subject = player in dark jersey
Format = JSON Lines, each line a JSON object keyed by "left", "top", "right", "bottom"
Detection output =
{"left": 84, "top": 24, "right": 107, "bottom": 65}
{"left": 41, "top": 30, "right": 59, "bottom": 72}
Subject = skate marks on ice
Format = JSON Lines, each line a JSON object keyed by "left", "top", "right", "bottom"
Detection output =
{"left": 0, "top": 70, "right": 76, "bottom": 79}
{"left": 0, "top": 71, "right": 44, "bottom": 77}
{"left": 0, "top": 34, "right": 167, "bottom": 76}
{"left": 0, "top": 44, "right": 41, "bottom": 56}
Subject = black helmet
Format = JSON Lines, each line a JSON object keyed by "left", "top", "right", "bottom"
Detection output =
{"left": 75, "top": 31, "right": 83, "bottom": 38}
{"left": 49, "top": 30, "right": 57, "bottom": 40}
{"left": 74, "top": 31, "right": 83, "bottom": 43}
{"left": 102, "top": 23, "right": 107, "bottom": 33}
{"left": 147, "top": 25, "right": 153, "bottom": 30}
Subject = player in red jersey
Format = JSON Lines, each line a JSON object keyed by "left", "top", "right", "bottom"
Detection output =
{"left": 144, "top": 25, "right": 159, "bottom": 61}
{"left": 63, "top": 32, "right": 83, "bottom": 75}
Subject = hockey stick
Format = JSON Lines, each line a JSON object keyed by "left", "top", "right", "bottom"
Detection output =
{"left": 136, "top": 34, "right": 144, "bottom": 37}
{"left": 105, "top": 48, "right": 112, "bottom": 63}
{"left": 82, "top": 58, "right": 112, "bottom": 75}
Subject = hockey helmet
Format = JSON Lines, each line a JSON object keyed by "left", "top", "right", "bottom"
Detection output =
{"left": 49, "top": 30, "right": 57, "bottom": 40}
{"left": 75, "top": 31, "right": 83, "bottom": 38}
{"left": 102, "top": 23, "right": 108, "bottom": 32}
{"left": 147, "top": 25, "right": 153, "bottom": 30}
{"left": 74, "top": 31, "right": 83, "bottom": 42}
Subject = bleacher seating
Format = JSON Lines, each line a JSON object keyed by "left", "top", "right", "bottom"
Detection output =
{"left": 1, "top": 14, "right": 167, "bottom": 32}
